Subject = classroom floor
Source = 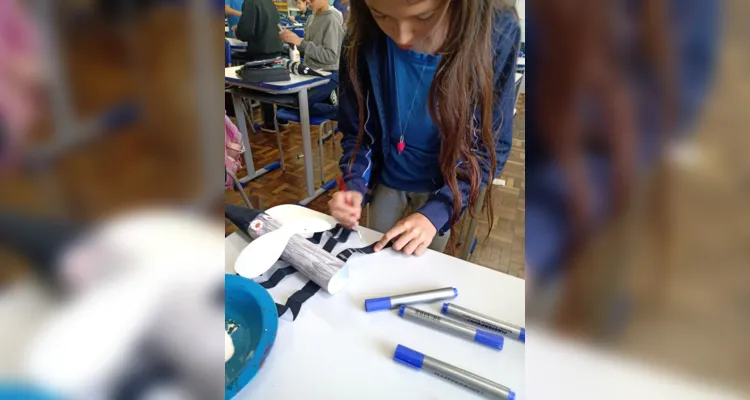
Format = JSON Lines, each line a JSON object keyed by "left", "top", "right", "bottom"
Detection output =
{"left": 224, "top": 97, "right": 527, "bottom": 278}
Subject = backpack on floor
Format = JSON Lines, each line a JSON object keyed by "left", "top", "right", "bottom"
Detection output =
{"left": 225, "top": 112, "right": 244, "bottom": 189}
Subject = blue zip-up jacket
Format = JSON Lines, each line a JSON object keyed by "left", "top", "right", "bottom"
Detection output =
{"left": 337, "top": 8, "right": 521, "bottom": 234}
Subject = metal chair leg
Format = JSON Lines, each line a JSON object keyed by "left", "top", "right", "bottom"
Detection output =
{"left": 227, "top": 169, "right": 253, "bottom": 209}
{"left": 273, "top": 104, "right": 286, "bottom": 171}
{"left": 457, "top": 211, "right": 471, "bottom": 257}
{"left": 243, "top": 98, "right": 256, "bottom": 134}
{"left": 366, "top": 203, "right": 370, "bottom": 228}
{"left": 318, "top": 121, "right": 327, "bottom": 185}
{"left": 459, "top": 185, "right": 488, "bottom": 260}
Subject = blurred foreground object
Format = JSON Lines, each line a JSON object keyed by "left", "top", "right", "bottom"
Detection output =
{"left": 0, "top": 0, "right": 42, "bottom": 168}
{"left": 526, "top": 0, "right": 720, "bottom": 333}
{"left": 526, "top": 328, "right": 749, "bottom": 400}
{"left": 1, "top": 1, "right": 226, "bottom": 397}
{"left": 0, "top": 0, "right": 223, "bottom": 217}
{"left": 1, "top": 209, "right": 224, "bottom": 399}
{"left": 526, "top": 0, "right": 750, "bottom": 396}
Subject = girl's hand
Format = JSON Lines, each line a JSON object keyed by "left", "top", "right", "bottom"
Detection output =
{"left": 374, "top": 213, "right": 436, "bottom": 256}
{"left": 279, "top": 30, "right": 302, "bottom": 46}
{"left": 328, "top": 190, "right": 363, "bottom": 229}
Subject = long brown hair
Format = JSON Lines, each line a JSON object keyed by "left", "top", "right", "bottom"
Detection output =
{"left": 531, "top": 0, "right": 676, "bottom": 254}
{"left": 345, "top": 0, "right": 515, "bottom": 234}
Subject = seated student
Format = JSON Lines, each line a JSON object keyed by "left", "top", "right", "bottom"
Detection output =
{"left": 279, "top": 0, "right": 345, "bottom": 119}
{"left": 289, "top": 0, "right": 313, "bottom": 25}
{"left": 332, "top": 0, "right": 348, "bottom": 24}
{"left": 224, "top": 0, "right": 243, "bottom": 38}
{"left": 236, "top": 0, "right": 288, "bottom": 131}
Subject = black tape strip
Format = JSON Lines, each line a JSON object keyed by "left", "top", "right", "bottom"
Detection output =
{"left": 275, "top": 303, "right": 288, "bottom": 317}
{"left": 259, "top": 265, "right": 297, "bottom": 289}
{"left": 286, "top": 280, "right": 321, "bottom": 319}
{"left": 308, "top": 224, "right": 344, "bottom": 245}
{"left": 336, "top": 241, "right": 392, "bottom": 262}
{"left": 308, "top": 230, "right": 324, "bottom": 245}
{"left": 337, "top": 228, "right": 352, "bottom": 243}
{"left": 328, "top": 224, "right": 343, "bottom": 239}
{"left": 322, "top": 236, "right": 340, "bottom": 252}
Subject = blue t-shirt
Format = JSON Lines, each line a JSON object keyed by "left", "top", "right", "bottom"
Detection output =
{"left": 380, "top": 37, "right": 443, "bottom": 192}
{"left": 225, "top": 0, "right": 244, "bottom": 38}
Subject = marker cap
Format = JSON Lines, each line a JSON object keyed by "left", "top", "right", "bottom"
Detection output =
{"left": 474, "top": 329, "right": 504, "bottom": 350}
{"left": 398, "top": 304, "right": 406, "bottom": 317}
{"left": 365, "top": 297, "right": 392, "bottom": 312}
{"left": 452, "top": 288, "right": 458, "bottom": 297}
{"left": 393, "top": 345, "right": 424, "bottom": 369}
{"left": 441, "top": 303, "right": 449, "bottom": 315}
{"left": 519, "top": 328, "right": 526, "bottom": 343}
{"left": 508, "top": 390, "right": 516, "bottom": 400}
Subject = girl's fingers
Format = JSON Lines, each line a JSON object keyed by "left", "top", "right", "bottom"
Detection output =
{"left": 331, "top": 209, "right": 356, "bottom": 226}
{"left": 329, "top": 196, "right": 360, "bottom": 219}
{"left": 375, "top": 224, "right": 406, "bottom": 251}
{"left": 403, "top": 235, "right": 423, "bottom": 255}
{"left": 334, "top": 197, "right": 360, "bottom": 214}
{"left": 392, "top": 230, "right": 418, "bottom": 252}
{"left": 344, "top": 191, "right": 364, "bottom": 206}
{"left": 414, "top": 242, "right": 429, "bottom": 256}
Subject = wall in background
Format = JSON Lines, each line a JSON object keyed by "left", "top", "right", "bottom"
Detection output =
{"left": 516, "top": 0, "right": 525, "bottom": 44}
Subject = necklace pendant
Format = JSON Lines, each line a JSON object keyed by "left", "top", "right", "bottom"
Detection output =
{"left": 397, "top": 136, "right": 405, "bottom": 155}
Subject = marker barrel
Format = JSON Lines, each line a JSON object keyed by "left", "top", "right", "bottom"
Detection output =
{"left": 398, "top": 306, "right": 503, "bottom": 350}
{"left": 393, "top": 345, "right": 515, "bottom": 400}
{"left": 441, "top": 304, "right": 525, "bottom": 343}
{"left": 365, "top": 287, "right": 458, "bottom": 312}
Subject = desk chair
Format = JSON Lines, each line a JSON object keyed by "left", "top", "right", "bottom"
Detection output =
{"left": 275, "top": 108, "right": 334, "bottom": 186}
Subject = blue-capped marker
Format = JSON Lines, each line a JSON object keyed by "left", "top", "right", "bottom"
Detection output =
{"left": 393, "top": 345, "right": 516, "bottom": 399}
{"left": 441, "top": 303, "right": 525, "bottom": 343}
{"left": 365, "top": 287, "right": 458, "bottom": 312}
{"left": 398, "top": 306, "right": 503, "bottom": 350}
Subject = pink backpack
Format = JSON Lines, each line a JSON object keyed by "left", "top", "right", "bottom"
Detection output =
{"left": 225, "top": 112, "right": 245, "bottom": 189}
{"left": 0, "top": 0, "right": 40, "bottom": 168}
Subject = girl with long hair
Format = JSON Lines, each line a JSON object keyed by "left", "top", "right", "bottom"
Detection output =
{"left": 329, "top": 0, "right": 521, "bottom": 255}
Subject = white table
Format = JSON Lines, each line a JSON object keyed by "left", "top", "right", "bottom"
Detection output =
{"left": 527, "top": 329, "right": 748, "bottom": 400}
{"left": 225, "top": 205, "right": 526, "bottom": 399}
{"left": 226, "top": 38, "right": 247, "bottom": 51}
{"left": 225, "top": 67, "right": 333, "bottom": 204}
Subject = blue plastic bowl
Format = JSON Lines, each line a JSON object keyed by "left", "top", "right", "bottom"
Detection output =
{"left": 225, "top": 274, "right": 278, "bottom": 399}
{"left": 0, "top": 384, "right": 58, "bottom": 400}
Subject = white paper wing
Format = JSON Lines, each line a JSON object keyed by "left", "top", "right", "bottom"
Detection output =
{"left": 234, "top": 217, "right": 332, "bottom": 278}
